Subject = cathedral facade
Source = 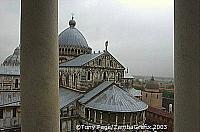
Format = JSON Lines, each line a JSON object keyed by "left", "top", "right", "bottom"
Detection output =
{"left": 0, "top": 17, "right": 148, "bottom": 132}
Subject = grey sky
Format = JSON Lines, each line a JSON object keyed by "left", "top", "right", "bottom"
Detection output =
{"left": 0, "top": 0, "right": 174, "bottom": 77}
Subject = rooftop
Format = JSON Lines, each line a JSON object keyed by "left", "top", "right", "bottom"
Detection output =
{"left": 79, "top": 81, "right": 148, "bottom": 112}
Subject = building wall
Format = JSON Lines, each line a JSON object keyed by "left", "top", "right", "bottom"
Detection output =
{"left": 59, "top": 53, "right": 125, "bottom": 91}
{"left": 146, "top": 110, "right": 173, "bottom": 132}
{"left": 142, "top": 91, "right": 162, "bottom": 109}
{"left": 0, "top": 107, "right": 21, "bottom": 129}
{"left": 0, "top": 75, "right": 20, "bottom": 90}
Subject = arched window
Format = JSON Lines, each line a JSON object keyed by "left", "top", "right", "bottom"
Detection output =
{"left": 15, "top": 79, "right": 19, "bottom": 88}
{"left": 75, "top": 49, "right": 77, "bottom": 55}
{"left": 87, "top": 71, "right": 91, "bottom": 80}
{"left": 99, "top": 59, "right": 102, "bottom": 66}
{"left": 71, "top": 49, "right": 74, "bottom": 55}
{"left": 73, "top": 74, "right": 76, "bottom": 86}
{"left": 65, "top": 75, "right": 69, "bottom": 86}
{"left": 59, "top": 76, "right": 62, "bottom": 85}
{"left": 117, "top": 73, "right": 120, "bottom": 81}
{"left": 110, "top": 60, "right": 113, "bottom": 67}
{"left": 103, "top": 72, "right": 106, "bottom": 80}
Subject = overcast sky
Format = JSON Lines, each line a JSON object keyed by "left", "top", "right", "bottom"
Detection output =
{"left": 0, "top": 0, "right": 174, "bottom": 78}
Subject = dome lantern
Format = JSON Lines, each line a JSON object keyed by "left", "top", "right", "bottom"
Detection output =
{"left": 69, "top": 15, "right": 76, "bottom": 27}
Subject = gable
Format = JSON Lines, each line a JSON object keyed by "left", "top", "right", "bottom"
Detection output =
{"left": 84, "top": 51, "right": 125, "bottom": 70}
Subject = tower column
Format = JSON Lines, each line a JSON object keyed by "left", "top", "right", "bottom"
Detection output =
{"left": 21, "top": 0, "right": 59, "bottom": 132}
{"left": 175, "top": 0, "right": 200, "bottom": 131}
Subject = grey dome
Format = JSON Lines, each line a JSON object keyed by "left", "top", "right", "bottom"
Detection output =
{"left": 3, "top": 46, "right": 20, "bottom": 66}
{"left": 59, "top": 19, "right": 90, "bottom": 48}
{"left": 145, "top": 76, "right": 159, "bottom": 90}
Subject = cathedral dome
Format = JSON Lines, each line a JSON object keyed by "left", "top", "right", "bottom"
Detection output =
{"left": 59, "top": 18, "right": 89, "bottom": 48}
{"left": 58, "top": 17, "right": 92, "bottom": 63}
{"left": 2, "top": 46, "right": 20, "bottom": 66}
{"left": 145, "top": 76, "right": 159, "bottom": 90}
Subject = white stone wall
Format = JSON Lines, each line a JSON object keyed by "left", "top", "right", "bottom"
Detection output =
{"left": 0, "top": 107, "right": 21, "bottom": 128}
{"left": 0, "top": 75, "right": 20, "bottom": 90}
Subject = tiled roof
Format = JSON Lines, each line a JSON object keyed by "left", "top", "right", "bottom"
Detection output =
{"left": 0, "top": 87, "right": 83, "bottom": 109}
{"left": 79, "top": 81, "right": 113, "bottom": 104}
{"left": 60, "top": 52, "right": 104, "bottom": 67}
{"left": 59, "top": 87, "right": 83, "bottom": 109}
{"left": 79, "top": 81, "right": 148, "bottom": 112}
{"left": 0, "top": 66, "right": 20, "bottom": 75}
{"left": 147, "top": 106, "right": 173, "bottom": 119}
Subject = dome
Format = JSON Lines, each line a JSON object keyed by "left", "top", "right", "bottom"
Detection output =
{"left": 145, "top": 76, "right": 159, "bottom": 90}
{"left": 59, "top": 18, "right": 90, "bottom": 48}
{"left": 2, "top": 46, "right": 20, "bottom": 66}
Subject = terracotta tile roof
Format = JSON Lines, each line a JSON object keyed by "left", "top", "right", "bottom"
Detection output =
{"left": 147, "top": 106, "right": 173, "bottom": 119}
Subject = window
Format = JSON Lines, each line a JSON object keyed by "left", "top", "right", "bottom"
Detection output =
{"left": 103, "top": 72, "right": 106, "bottom": 80}
{"left": 87, "top": 71, "right": 91, "bottom": 80}
{"left": 98, "top": 59, "right": 102, "bottom": 66}
{"left": 73, "top": 74, "right": 76, "bottom": 86}
{"left": 0, "top": 109, "right": 3, "bottom": 119}
{"left": 117, "top": 73, "right": 120, "bottom": 81}
{"left": 13, "top": 108, "right": 17, "bottom": 117}
{"left": 110, "top": 60, "right": 113, "bottom": 67}
{"left": 65, "top": 75, "right": 69, "bottom": 86}
{"left": 15, "top": 79, "right": 19, "bottom": 88}
{"left": 146, "top": 94, "right": 148, "bottom": 98}
{"left": 157, "top": 94, "right": 159, "bottom": 99}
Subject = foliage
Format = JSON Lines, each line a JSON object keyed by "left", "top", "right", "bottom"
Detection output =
{"left": 162, "top": 90, "right": 174, "bottom": 99}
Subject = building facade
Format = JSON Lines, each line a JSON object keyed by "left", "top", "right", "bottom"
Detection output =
{"left": 142, "top": 76, "right": 163, "bottom": 109}
{"left": 0, "top": 17, "right": 148, "bottom": 131}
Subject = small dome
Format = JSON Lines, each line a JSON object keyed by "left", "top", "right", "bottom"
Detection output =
{"left": 2, "top": 46, "right": 20, "bottom": 66}
{"left": 145, "top": 76, "right": 159, "bottom": 90}
{"left": 59, "top": 18, "right": 90, "bottom": 49}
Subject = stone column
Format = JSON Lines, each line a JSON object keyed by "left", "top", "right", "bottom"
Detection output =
{"left": 142, "top": 111, "right": 145, "bottom": 122}
{"left": 136, "top": 114, "right": 138, "bottom": 125}
{"left": 175, "top": 0, "right": 200, "bottom": 132}
{"left": 123, "top": 114, "right": 126, "bottom": 125}
{"left": 100, "top": 112, "right": 103, "bottom": 124}
{"left": 88, "top": 108, "right": 91, "bottom": 120}
{"left": 130, "top": 113, "right": 132, "bottom": 125}
{"left": 115, "top": 114, "right": 118, "bottom": 125}
{"left": 94, "top": 110, "right": 97, "bottom": 123}
{"left": 21, "top": 0, "right": 59, "bottom": 132}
